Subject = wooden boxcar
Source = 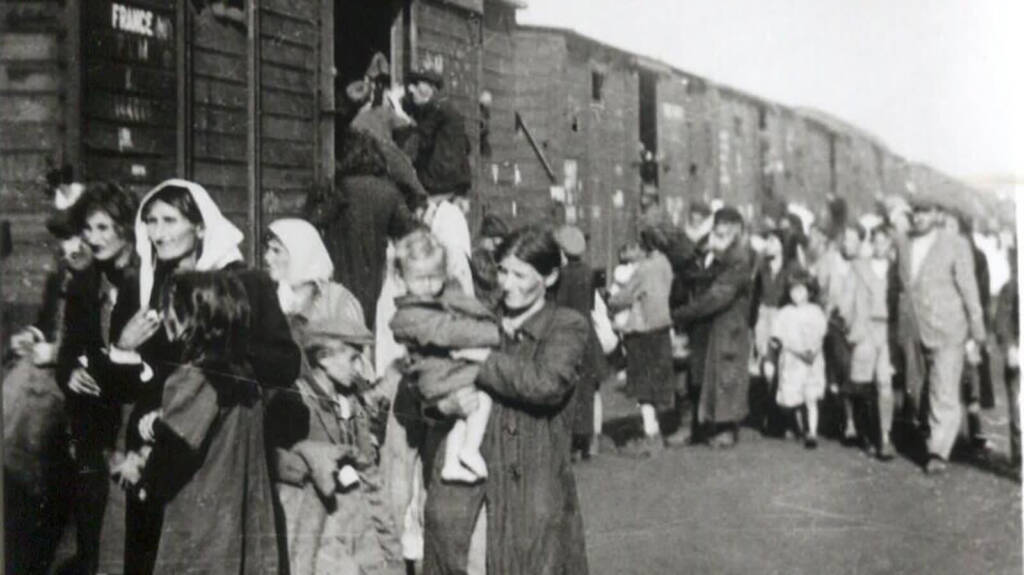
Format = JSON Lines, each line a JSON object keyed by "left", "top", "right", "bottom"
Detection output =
{"left": 648, "top": 63, "right": 716, "bottom": 226}
{"left": 0, "top": 0, "right": 490, "bottom": 332}
{"left": 509, "top": 25, "right": 642, "bottom": 273}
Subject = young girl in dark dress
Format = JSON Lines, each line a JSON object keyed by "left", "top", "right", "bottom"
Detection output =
{"left": 127, "top": 271, "right": 280, "bottom": 574}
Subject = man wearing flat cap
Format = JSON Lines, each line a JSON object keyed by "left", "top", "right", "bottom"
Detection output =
{"left": 894, "top": 195, "right": 986, "bottom": 474}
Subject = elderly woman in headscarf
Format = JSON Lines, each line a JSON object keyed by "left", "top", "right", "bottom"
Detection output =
{"left": 104, "top": 179, "right": 300, "bottom": 574}
{"left": 263, "top": 218, "right": 365, "bottom": 337}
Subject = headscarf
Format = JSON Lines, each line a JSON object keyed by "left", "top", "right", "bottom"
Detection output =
{"left": 267, "top": 218, "right": 334, "bottom": 315}
{"left": 268, "top": 218, "right": 333, "bottom": 286}
{"left": 136, "top": 179, "right": 244, "bottom": 305}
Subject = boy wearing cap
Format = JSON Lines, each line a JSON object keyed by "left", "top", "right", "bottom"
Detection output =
{"left": 271, "top": 314, "right": 398, "bottom": 575}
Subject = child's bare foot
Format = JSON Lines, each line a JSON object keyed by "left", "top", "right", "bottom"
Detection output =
{"left": 458, "top": 449, "right": 488, "bottom": 479}
{"left": 441, "top": 462, "right": 481, "bottom": 484}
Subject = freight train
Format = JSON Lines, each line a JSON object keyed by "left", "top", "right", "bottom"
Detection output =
{"left": 0, "top": 0, "right": 1005, "bottom": 328}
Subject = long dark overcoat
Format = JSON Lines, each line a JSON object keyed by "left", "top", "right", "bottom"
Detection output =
{"left": 422, "top": 303, "right": 590, "bottom": 575}
{"left": 307, "top": 174, "right": 416, "bottom": 328}
{"left": 672, "top": 241, "right": 753, "bottom": 424}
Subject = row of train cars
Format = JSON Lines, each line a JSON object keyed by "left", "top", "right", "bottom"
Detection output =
{"left": 0, "top": 0, "right": 1010, "bottom": 326}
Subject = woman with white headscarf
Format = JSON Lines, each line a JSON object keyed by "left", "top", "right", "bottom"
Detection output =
{"left": 104, "top": 179, "right": 300, "bottom": 574}
{"left": 263, "top": 218, "right": 365, "bottom": 334}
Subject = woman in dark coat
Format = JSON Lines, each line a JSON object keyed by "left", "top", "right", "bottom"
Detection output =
{"left": 423, "top": 225, "right": 590, "bottom": 575}
{"left": 106, "top": 179, "right": 300, "bottom": 574}
{"left": 53, "top": 182, "right": 139, "bottom": 574}
{"left": 306, "top": 129, "right": 418, "bottom": 327}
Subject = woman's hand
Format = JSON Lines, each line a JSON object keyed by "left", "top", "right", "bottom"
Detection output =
{"left": 116, "top": 309, "right": 162, "bottom": 351}
{"left": 138, "top": 410, "right": 162, "bottom": 442}
{"left": 68, "top": 368, "right": 101, "bottom": 397}
{"left": 436, "top": 387, "right": 480, "bottom": 418}
{"left": 451, "top": 347, "right": 492, "bottom": 363}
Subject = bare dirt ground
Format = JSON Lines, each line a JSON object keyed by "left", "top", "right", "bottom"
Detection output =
{"left": 578, "top": 374, "right": 1022, "bottom": 575}
{"left": 53, "top": 373, "right": 1021, "bottom": 575}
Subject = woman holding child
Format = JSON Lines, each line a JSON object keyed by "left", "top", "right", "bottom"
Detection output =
{"left": 422, "top": 225, "right": 590, "bottom": 575}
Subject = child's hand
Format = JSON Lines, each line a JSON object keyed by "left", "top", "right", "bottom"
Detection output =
{"left": 1008, "top": 344, "right": 1019, "bottom": 369}
{"left": 762, "top": 361, "right": 776, "bottom": 381}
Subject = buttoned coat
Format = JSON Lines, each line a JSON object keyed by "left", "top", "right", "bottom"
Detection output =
{"left": 672, "top": 241, "right": 754, "bottom": 424}
{"left": 894, "top": 229, "right": 986, "bottom": 350}
{"left": 422, "top": 303, "right": 590, "bottom": 575}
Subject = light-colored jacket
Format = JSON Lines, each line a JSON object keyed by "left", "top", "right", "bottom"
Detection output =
{"left": 896, "top": 228, "right": 986, "bottom": 349}
{"left": 838, "top": 258, "right": 890, "bottom": 345}
{"left": 609, "top": 251, "right": 673, "bottom": 334}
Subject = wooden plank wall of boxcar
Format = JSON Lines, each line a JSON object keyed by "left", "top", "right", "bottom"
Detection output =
{"left": 568, "top": 40, "right": 640, "bottom": 274}
{"left": 834, "top": 133, "right": 884, "bottom": 216}
{"left": 509, "top": 29, "right": 568, "bottom": 223}
{"left": 714, "top": 89, "right": 761, "bottom": 219}
{"left": 260, "top": 0, "right": 320, "bottom": 220}
{"left": 189, "top": 6, "right": 249, "bottom": 233}
{"left": 655, "top": 71, "right": 715, "bottom": 225}
{"left": 762, "top": 108, "right": 830, "bottom": 214}
{"left": 802, "top": 120, "right": 834, "bottom": 219}
{"left": 0, "top": 0, "right": 67, "bottom": 328}
{"left": 478, "top": 1, "right": 530, "bottom": 227}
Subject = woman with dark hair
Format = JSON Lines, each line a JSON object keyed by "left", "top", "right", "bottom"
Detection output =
{"left": 48, "top": 181, "right": 138, "bottom": 574}
{"left": 306, "top": 129, "right": 417, "bottom": 327}
{"left": 423, "top": 225, "right": 590, "bottom": 575}
{"left": 105, "top": 179, "right": 299, "bottom": 574}
{"left": 129, "top": 271, "right": 279, "bottom": 574}
{"left": 749, "top": 229, "right": 798, "bottom": 434}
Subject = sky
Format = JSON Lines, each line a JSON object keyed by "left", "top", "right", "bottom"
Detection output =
{"left": 519, "top": 0, "right": 1023, "bottom": 181}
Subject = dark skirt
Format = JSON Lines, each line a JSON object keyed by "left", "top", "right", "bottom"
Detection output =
{"left": 623, "top": 329, "right": 675, "bottom": 410}
{"left": 572, "top": 323, "right": 609, "bottom": 436}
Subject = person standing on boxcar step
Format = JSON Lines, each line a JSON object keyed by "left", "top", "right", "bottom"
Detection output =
{"left": 348, "top": 53, "right": 429, "bottom": 213}
{"left": 671, "top": 207, "right": 754, "bottom": 449}
{"left": 609, "top": 225, "right": 675, "bottom": 458}
{"left": 894, "top": 197, "right": 986, "bottom": 475}
{"left": 403, "top": 69, "right": 472, "bottom": 202}
{"left": 403, "top": 68, "right": 475, "bottom": 296}
{"left": 422, "top": 225, "right": 589, "bottom": 575}
{"left": 306, "top": 129, "right": 419, "bottom": 328}
{"left": 552, "top": 225, "right": 609, "bottom": 461}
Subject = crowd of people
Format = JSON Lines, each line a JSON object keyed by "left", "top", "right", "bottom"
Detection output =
{"left": 1, "top": 52, "right": 1019, "bottom": 575}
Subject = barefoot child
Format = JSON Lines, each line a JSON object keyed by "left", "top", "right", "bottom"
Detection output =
{"left": 389, "top": 229, "right": 501, "bottom": 483}
{"left": 767, "top": 269, "right": 828, "bottom": 448}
